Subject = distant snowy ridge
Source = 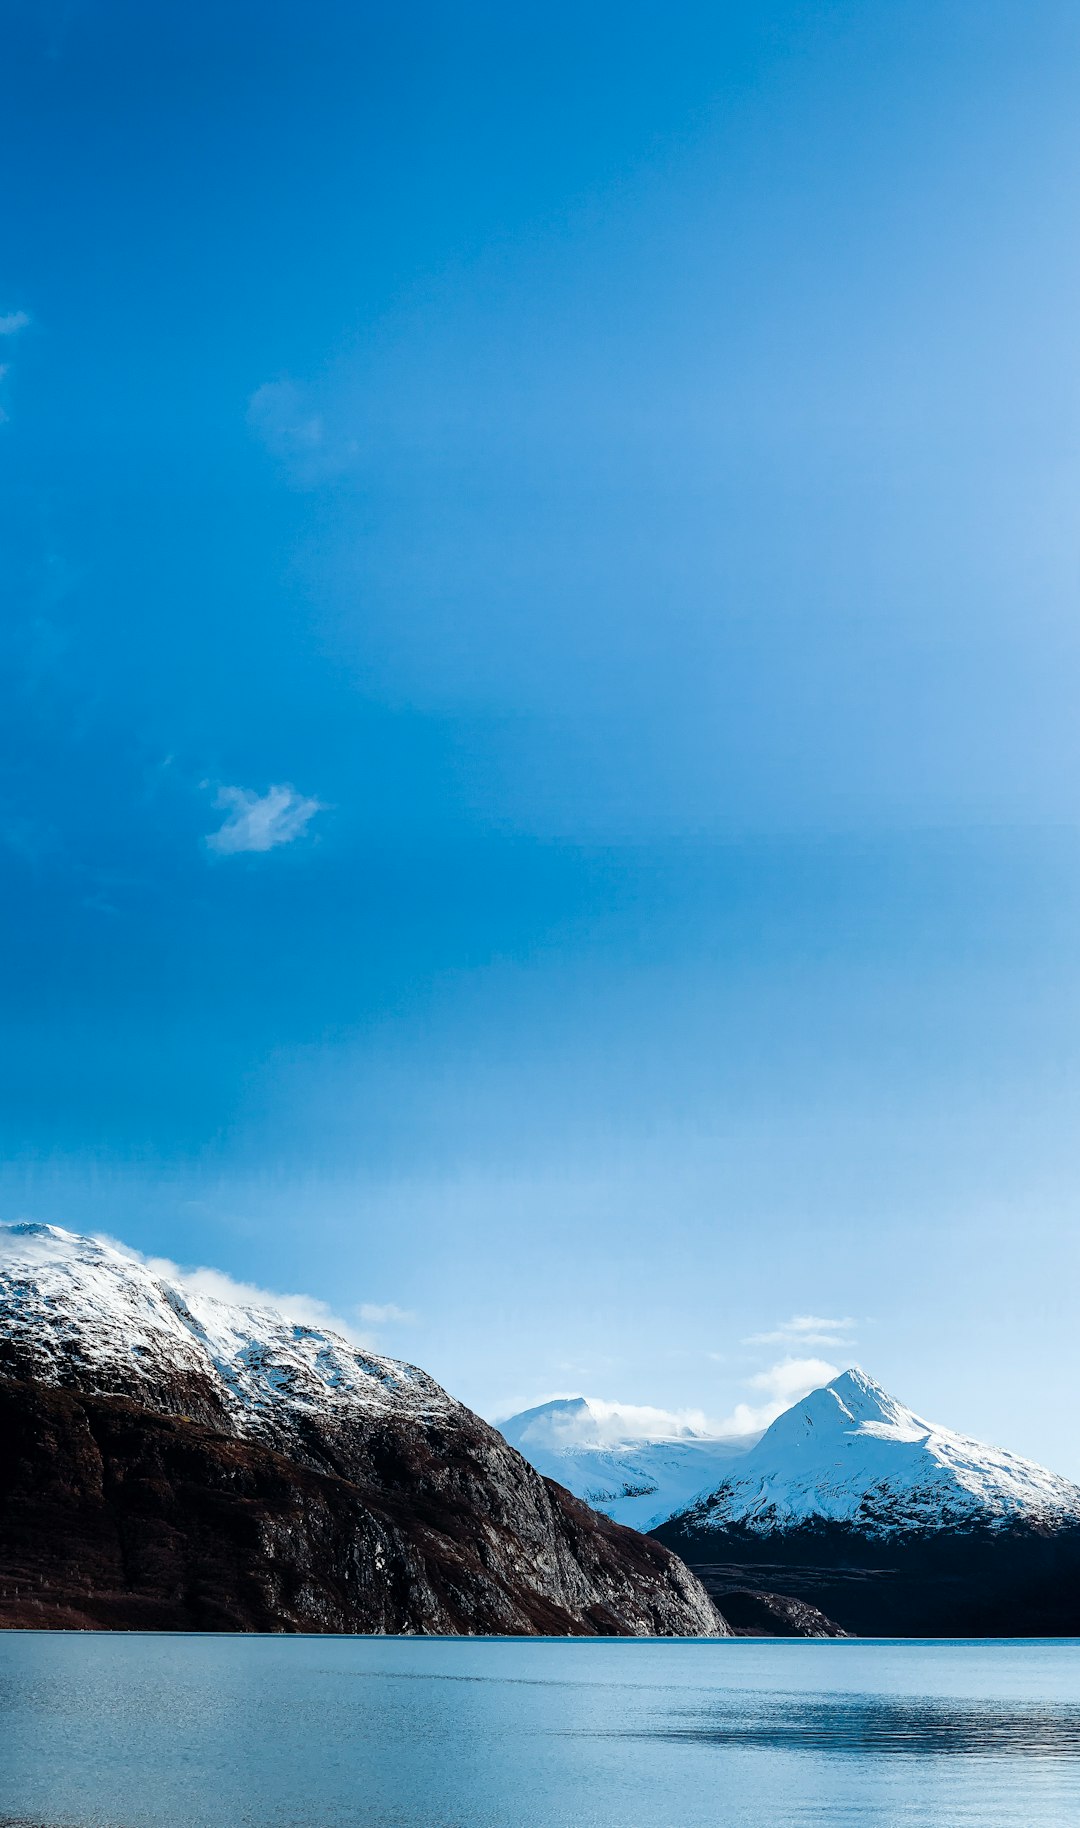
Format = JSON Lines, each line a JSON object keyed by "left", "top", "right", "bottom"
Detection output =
{"left": 673, "top": 1368, "right": 1080, "bottom": 1538}
{"left": 497, "top": 1395, "right": 759, "bottom": 1531}
{"left": 0, "top": 1222, "right": 451, "bottom": 1435}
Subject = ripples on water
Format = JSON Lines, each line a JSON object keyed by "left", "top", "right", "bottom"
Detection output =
{"left": 626, "top": 1691, "right": 1080, "bottom": 1756}
{"left": 2, "top": 1635, "right": 1080, "bottom": 1828}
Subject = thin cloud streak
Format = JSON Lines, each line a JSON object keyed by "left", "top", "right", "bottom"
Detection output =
{"left": 357, "top": 1301, "right": 417, "bottom": 1326}
{"left": 744, "top": 1313, "right": 858, "bottom": 1349}
{"left": 206, "top": 783, "right": 325, "bottom": 855}
{"left": 99, "top": 1235, "right": 370, "bottom": 1345}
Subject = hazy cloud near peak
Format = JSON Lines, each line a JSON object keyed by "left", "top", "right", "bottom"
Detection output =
{"left": 206, "top": 783, "right": 325, "bottom": 855}
{"left": 492, "top": 1396, "right": 728, "bottom": 1442}
{"left": 714, "top": 1355, "right": 841, "bottom": 1436}
{"left": 494, "top": 1364, "right": 843, "bottom": 1444}
{"left": 357, "top": 1301, "right": 417, "bottom": 1326}
{"left": 99, "top": 1236, "right": 373, "bottom": 1345}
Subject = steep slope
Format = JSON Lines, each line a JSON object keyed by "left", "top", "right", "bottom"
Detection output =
{"left": 654, "top": 1369, "right": 1080, "bottom": 1636}
{"left": 0, "top": 1225, "right": 725, "bottom": 1637}
{"left": 498, "top": 1397, "right": 757, "bottom": 1531}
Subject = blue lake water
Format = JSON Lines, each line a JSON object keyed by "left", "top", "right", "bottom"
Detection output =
{"left": 2, "top": 1635, "right": 1080, "bottom": 1827}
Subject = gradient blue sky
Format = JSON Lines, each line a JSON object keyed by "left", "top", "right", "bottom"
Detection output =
{"left": 5, "top": 0, "right": 1080, "bottom": 1467}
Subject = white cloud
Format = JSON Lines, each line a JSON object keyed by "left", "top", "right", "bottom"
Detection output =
{"left": 713, "top": 1355, "right": 842, "bottom": 1435}
{"left": 567, "top": 1399, "right": 722, "bottom": 1441}
{"left": 357, "top": 1301, "right": 417, "bottom": 1326}
{"left": 493, "top": 1395, "right": 727, "bottom": 1442}
{"left": 743, "top": 1313, "right": 858, "bottom": 1349}
{"left": 98, "top": 1236, "right": 370, "bottom": 1344}
{"left": 206, "top": 783, "right": 324, "bottom": 855}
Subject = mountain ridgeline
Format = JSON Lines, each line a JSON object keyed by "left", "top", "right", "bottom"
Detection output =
{"left": 0, "top": 1225, "right": 723, "bottom": 1638}
{"left": 8, "top": 1223, "right": 1080, "bottom": 1639}
{"left": 501, "top": 1372, "right": 1080, "bottom": 1636}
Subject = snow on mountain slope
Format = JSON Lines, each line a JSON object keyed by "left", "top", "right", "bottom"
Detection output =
{"left": 673, "top": 1368, "right": 1080, "bottom": 1538}
{"left": 498, "top": 1396, "right": 759, "bottom": 1530}
{"left": 0, "top": 1222, "right": 452, "bottom": 1435}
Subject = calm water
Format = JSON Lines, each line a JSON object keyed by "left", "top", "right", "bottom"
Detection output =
{"left": 3, "top": 1635, "right": 1080, "bottom": 1828}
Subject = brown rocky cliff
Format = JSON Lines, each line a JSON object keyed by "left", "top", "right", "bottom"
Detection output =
{"left": 0, "top": 1376, "right": 727, "bottom": 1636}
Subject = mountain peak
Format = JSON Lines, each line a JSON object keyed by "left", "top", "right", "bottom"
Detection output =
{"left": 824, "top": 1367, "right": 916, "bottom": 1426}
{"left": 673, "top": 1368, "right": 1080, "bottom": 1538}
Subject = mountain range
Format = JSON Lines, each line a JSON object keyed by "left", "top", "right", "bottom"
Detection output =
{"left": 7, "top": 1221, "right": 1080, "bottom": 1637}
{"left": 500, "top": 1370, "right": 1080, "bottom": 1538}
{"left": 502, "top": 1370, "right": 1080, "bottom": 1635}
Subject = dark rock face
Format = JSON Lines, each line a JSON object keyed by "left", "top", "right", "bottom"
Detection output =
{"left": 651, "top": 1517, "right": 1080, "bottom": 1637}
{"left": 717, "top": 1588, "right": 849, "bottom": 1638}
{"left": 0, "top": 1377, "right": 726, "bottom": 1636}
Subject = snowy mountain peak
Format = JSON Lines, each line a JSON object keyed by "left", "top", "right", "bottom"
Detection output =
{"left": 764, "top": 1368, "right": 923, "bottom": 1450}
{"left": 498, "top": 1394, "right": 760, "bottom": 1532}
{"left": 674, "top": 1369, "right": 1080, "bottom": 1539}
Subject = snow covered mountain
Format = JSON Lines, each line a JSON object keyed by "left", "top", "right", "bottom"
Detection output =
{"left": 0, "top": 1220, "right": 453, "bottom": 1446}
{"left": 667, "top": 1367, "right": 1080, "bottom": 1539}
{"left": 498, "top": 1396, "right": 759, "bottom": 1530}
{"left": 0, "top": 1223, "right": 724, "bottom": 1637}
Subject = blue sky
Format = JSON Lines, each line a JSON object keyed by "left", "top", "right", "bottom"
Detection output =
{"left": 5, "top": 0, "right": 1080, "bottom": 1468}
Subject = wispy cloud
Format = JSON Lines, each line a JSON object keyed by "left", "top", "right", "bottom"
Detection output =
{"left": 206, "top": 783, "right": 324, "bottom": 856}
{"left": 98, "top": 1237, "right": 370, "bottom": 1344}
{"left": 493, "top": 1396, "right": 727, "bottom": 1442}
{"left": 744, "top": 1313, "right": 858, "bottom": 1350}
{"left": 357, "top": 1301, "right": 417, "bottom": 1326}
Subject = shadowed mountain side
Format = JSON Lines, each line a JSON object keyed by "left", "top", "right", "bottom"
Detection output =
{"left": 650, "top": 1523, "right": 1080, "bottom": 1638}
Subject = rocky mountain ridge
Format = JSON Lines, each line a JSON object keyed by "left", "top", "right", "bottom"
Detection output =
{"left": 0, "top": 1224, "right": 725, "bottom": 1638}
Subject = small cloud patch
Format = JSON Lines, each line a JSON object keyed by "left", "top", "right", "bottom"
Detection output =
{"left": 206, "top": 783, "right": 324, "bottom": 856}
{"left": 98, "top": 1237, "right": 366, "bottom": 1344}
{"left": 744, "top": 1313, "right": 858, "bottom": 1350}
{"left": 357, "top": 1302, "right": 417, "bottom": 1327}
